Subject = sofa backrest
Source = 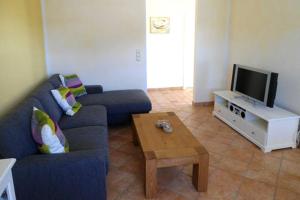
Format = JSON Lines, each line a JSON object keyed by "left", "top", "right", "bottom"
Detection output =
{"left": 0, "top": 98, "right": 43, "bottom": 159}
{"left": 48, "top": 74, "right": 62, "bottom": 88}
{"left": 31, "top": 81, "right": 63, "bottom": 122}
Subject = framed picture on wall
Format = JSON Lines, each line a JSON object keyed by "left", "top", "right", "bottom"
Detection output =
{"left": 150, "top": 17, "right": 170, "bottom": 34}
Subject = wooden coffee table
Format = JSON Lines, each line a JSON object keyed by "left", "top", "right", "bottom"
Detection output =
{"left": 132, "top": 112, "right": 209, "bottom": 199}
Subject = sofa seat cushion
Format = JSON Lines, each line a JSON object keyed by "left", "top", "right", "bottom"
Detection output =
{"left": 77, "top": 90, "right": 152, "bottom": 115}
{"left": 64, "top": 126, "right": 109, "bottom": 174}
{"left": 59, "top": 105, "right": 107, "bottom": 129}
{"left": 63, "top": 126, "right": 108, "bottom": 152}
{"left": 13, "top": 149, "right": 107, "bottom": 200}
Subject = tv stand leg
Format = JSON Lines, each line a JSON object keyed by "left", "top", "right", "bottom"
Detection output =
{"left": 263, "top": 147, "right": 272, "bottom": 153}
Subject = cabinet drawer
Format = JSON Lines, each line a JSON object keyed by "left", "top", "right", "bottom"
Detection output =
{"left": 232, "top": 117, "right": 266, "bottom": 146}
{"left": 246, "top": 123, "right": 266, "bottom": 146}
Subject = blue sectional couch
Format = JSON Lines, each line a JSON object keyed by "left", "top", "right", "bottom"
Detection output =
{"left": 0, "top": 74, "right": 151, "bottom": 200}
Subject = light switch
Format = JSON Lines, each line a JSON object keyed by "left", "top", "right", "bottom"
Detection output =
{"left": 136, "top": 49, "right": 141, "bottom": 62}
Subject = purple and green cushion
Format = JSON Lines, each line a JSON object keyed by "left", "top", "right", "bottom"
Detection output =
{"left": 59, "top": 74, "right": 87, "bottom": 97}
{"left": 51, "top": 87, "right": 82, "bottom": 116}
{"left": 31, "top": 107, "right": 69, "bottom": 154}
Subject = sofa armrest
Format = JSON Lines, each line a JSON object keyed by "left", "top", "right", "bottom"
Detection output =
{"left": 85, "top": 85, "right": 103, "bottom": 94}
{"left": 13, "top": 150, "right": 107, "bottom": 200}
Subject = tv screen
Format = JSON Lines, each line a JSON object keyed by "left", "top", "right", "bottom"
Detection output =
{"left": 235, "top": 67, "right": 268, "bottom": 102}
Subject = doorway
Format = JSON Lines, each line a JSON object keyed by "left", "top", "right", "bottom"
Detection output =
{"left": 146, "top": 0, "right": 196, "bottom": 90}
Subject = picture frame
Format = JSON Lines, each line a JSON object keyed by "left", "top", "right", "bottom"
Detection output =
{"left": 150, "top": 17, "right": 170, "bottom": 34}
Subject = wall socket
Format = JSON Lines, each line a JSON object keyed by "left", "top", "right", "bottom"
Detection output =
{"left": 136, "top": 49, "right": 141, "bottom": 62}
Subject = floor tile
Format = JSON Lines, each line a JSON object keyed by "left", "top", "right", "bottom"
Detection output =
{"left": 182, "top": 165, "right": 216, "bottom": 178}
{"left": 277, "top": 172, "right": 300, "bottom": 195}
{"left": 157, "top": 166, "right": 183, "bottom": 185}
{"left": 230, "top": 137, "right": 257, "bottom": 150}
{"left": 209, "top": 135, "right": 234, "bottom": 145}
{"left": 198, "top": 169, "right": 243, "bottom": 200}
{"left": 214, "top": 156, "right": 250, "bottom": 176}
{"left": 165, "top": 172, "right": 202, "bottom": 199}
{"left": 243, "top": 154, "right": 281, "bottom": 185}
{"left": 278, "top": 160, "right": 300, "bottom": 194}
{"left": 281, "top": 159, "right": 300, "bottom": 177}
{"left": 156, "top": 188, "right": 186, "bottom": 200}
{"left": 109, "top": 134, "right": 131, "bottom": 149}
{"left": 220, "top": 147, "right": 254, "bottom": 163}
{"left": 118, "top": 157, "right": 144, "bottom": 178}
{"left": 200, "top": 140, "right": 232, "bottom": 154}
{"left": 243, "top": 169, "right": 278, "bottom": 186}
{"left": 109, "top": 149, "right": 133, "bottom": 168}
{"left": 117, "top": 183, "right": 146, "bottom": 200}
{"left": 236, "top": 178, "right": 275, "bottom": 200}
{"left": 275, "top": 187, "right": 300, "bottom": 200}
{"left": 117, "top": 142, "right": 142, "bottom": 156}
{"left": 208, "top": 152, "right": 223, "bottom": 167}
{"left": 253, "top": 148, "right": 283, "bottom": 160}
{"left": 282, "top": 148, "right": 300, "bottom": 163}
{"left": 107, "top": 167, "right": 136, "bottom": 200}
{"left": 251, "top": 153, "right": 282, "bottom": 171}
{"left": 193, "top": 130, "right": 217, "bottom": 142}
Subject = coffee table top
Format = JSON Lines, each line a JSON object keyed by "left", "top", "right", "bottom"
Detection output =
{"left": 132, "top": 112, "right": 207, "bottom": 162}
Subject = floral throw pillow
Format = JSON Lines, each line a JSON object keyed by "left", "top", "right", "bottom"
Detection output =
{"left": 51, "top": 87, "right": 82, "bottom": 116}
{"left": 59, "top": 74, "right": 87, "bottom": 97}
{"left": 31, "top": 107, "right": 69, "bottom": 154}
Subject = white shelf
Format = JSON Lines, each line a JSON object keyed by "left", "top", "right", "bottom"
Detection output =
{"left": 213, "top": 90, "right": 300, "bottom": 152}
{"left": 0, "top": 159, "right": 16, "bottom": 200}
{"left": 248, "top": 118, "right": 267, "bottom": 132}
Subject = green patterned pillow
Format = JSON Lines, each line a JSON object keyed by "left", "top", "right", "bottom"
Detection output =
{"left": 59, "top": 74, "right": 87, "bottom": 97}
{"left": 31, "top": 107, "right": 69, "bottom": 154}
{"left": 51, "top": 87, "right": 82, "bottom": 116}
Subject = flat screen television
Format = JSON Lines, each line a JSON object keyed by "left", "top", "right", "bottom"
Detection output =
{"left": 231, "top": 64, "right": 278, "bottom": 108}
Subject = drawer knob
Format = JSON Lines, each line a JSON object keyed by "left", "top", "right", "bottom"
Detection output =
{"left": 233, "top": 119, "right": 236, "bottom": 122}
{"left": 251, "top": 131, "right": 255, "bottom": 135}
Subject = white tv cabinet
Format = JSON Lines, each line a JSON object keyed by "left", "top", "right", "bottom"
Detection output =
{"left": 213, "top": 91, "right": 300, "bottom": 153}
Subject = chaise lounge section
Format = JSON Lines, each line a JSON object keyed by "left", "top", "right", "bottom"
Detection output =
{"left": 0, "top": 74, "right": 152, "bottom": 200}
{"left": 49, "top": 74, "right": 152, "bottom": 125}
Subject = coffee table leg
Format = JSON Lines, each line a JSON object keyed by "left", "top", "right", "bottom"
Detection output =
{"left": 192, "top": 154, "right": 209, "bottom": 192}
{"left": 145, "top": 158, "right": 157, "bottom": 198}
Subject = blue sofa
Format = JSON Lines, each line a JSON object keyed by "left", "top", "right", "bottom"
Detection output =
{"left": 0, "top": 74, "right": 151, "bottom": 200}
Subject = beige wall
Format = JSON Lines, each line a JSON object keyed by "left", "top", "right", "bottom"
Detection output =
{"left": 229, "top": 0, "right": 300, "bottom": 114}
{"left": 0, "top": 0, "right": 46, "bottom": 116}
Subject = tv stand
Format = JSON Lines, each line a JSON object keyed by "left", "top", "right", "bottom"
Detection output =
{"left": 213, "top": 91, "right": 300, "bottom": 152}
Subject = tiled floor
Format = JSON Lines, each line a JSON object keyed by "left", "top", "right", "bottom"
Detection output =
{"left": 107, "top": 88, "right": 300, "bottom": 200}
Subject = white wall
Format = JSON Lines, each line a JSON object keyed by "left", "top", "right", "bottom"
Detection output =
{"left": 182, "top": 2, "right": 196, "bottom": 88}
{"left": 42, "top": 0, "right": 147, "bottom": 91}
{"left": 229, "top": 0, "right": 300, "bottom": 114}
{"left": 146, "top": 0, "right": 195, "bottom": 89}
{"left": 42, "top": 0, "right": 300, "bottom": 114}
{"left": 193, "top": 0, "right": 231, "bottom": 102}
